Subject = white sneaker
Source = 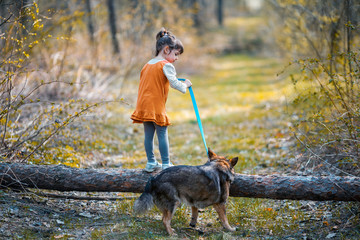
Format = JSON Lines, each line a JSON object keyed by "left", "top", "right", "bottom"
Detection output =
{"left": 162, "top": 162, "right": 174, "bottom": 170}
{"left": 144, "top": 161, "right": 162, "bottom": 172}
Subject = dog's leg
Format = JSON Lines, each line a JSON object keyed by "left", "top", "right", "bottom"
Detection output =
{"left": 190, "top": 206, "right": 199, "bottom": 227}
{"left": 162, "top": 209, "right": 174, "bottom": 235}
{"left": 213, "top": 203, "right": 236, "bottom": 231}
{"left": 162, "top": 202, "right": 179, "bottom": 235}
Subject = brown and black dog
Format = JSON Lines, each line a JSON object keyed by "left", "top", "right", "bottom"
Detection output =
{"left": 134, "top": 148, "right": 238, "bottom": 235}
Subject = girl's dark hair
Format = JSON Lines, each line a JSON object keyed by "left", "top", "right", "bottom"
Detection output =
{"left": 155, "top": 28, "right": 184, "bottom": 56}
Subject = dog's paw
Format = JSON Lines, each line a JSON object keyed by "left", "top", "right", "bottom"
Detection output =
{"left": 166, "top": 228, "right": 177, "bottom": 236}
{"left": 224, "top": 226, "right": 236, "bottom": 232}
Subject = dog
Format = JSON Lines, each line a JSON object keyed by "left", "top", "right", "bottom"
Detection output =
{"left": 133, "top": 148, "right": 238, "bottom": 235}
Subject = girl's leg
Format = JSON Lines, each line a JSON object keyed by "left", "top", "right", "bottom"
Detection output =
{"left": 154, "top": 124, "right": 170, "bottom": 165}
{"left": 143, "top": 122, "right": 156, "bottom": 163}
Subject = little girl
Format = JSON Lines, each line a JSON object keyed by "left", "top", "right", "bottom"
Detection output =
{"left": 131, "top": 28, "right": 192, "bottom": 172}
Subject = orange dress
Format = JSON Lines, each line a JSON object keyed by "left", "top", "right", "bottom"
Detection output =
{"left": 131, "top": 60, "right": 171, "bottom": 126}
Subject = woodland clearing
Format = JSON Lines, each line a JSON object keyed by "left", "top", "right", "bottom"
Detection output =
{"left": 1, "top": 1, "right": 359, "bottom": 238}
{"left": 1, "top": 54, "right": 359, "bottom": 239}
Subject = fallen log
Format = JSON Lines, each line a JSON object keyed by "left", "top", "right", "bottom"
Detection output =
{"left": 0, "top": 163, "right": 359, "bottom": 201}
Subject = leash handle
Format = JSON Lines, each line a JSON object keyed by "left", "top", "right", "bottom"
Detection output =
{"left": 178, "top": 78, "right": 208, "bottom": 155}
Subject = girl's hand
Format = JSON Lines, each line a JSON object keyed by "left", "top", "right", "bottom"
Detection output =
{"left": 184, "top": 79, "right": 192, "bottom": 88}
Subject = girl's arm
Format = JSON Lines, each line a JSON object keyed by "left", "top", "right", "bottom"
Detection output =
{"left": 163, "top": 63, "right": 187, "bottom": 93}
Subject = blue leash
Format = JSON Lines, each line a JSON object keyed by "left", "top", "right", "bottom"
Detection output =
{"left": 178, "top": 78, "right": 208, "bottom": 155}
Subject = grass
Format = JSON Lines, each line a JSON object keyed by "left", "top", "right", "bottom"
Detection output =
{"left": 6, "top": 18, "right": 355, "bottom": 239}
{"left": 165, "top": 54, "right": 292, "bottom": 170}
{"left": 2, "top": 14, "right": 358, "bottom": 239}
{"left": 72, "top": 53, "right": 359, "bottom": 239}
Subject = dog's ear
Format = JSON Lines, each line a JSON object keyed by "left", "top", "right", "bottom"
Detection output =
{"left": 230, "top": 157, "right": 238, "bottom": 168}
{"left": 208, "top": 148, "right": 217, "bottom": 161}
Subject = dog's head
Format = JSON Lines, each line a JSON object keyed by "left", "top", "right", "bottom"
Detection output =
{"left": 207, "top": 148, "right": 238, "bottom": 182}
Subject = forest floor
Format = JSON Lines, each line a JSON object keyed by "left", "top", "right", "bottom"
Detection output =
{"left": 1, "top": 54, "right": 359, "bottom": 239}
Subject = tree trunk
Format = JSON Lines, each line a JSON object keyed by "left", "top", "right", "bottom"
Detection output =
{"left": 191, "top": 0, "right": 203, "bottom": 31}
{"left": 217, "top": 0, "right": 223, "bottom": 26}
{"left": 19, "top": 0, "right": 30, "bottom": 36}
{"left": 106, "top": 0, "right": 120, "bottom": 55}
{"left": 0, "top": 0, "right": 10, "bottom": 48}
{"left": 0, "top": 163, "right": 359, "bottom": 201}
{"left": 85, "top": 0, "right": 95, "bottom": 43}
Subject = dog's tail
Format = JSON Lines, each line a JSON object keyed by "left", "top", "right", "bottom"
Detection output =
{"left": 133, "top": 177, "right": 154, "bottom": 215}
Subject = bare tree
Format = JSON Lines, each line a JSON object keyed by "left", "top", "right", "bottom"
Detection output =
{"left": 19, "top": 0, "right": 30, "bottom": 36}
{"left": 107, "top": 0, "right": 120, "bottom": 55}
{"left": 217, "top": 0, "right": 223, "bottom": 26}
{"left": 85, "top": 0, "right": 95, "bottom": 43}
{"left": 0, "top": 0, "right": 11, "bottom": 48}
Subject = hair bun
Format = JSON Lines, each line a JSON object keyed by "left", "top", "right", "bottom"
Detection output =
{"left": 156, "top": 27, "right": 171, "bottom": 40}
{"left": 154, "top": 28, "right": 183, "bottom": 56}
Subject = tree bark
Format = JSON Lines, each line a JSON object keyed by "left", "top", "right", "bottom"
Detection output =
{"left": 217, "top": 0, "right": 223, "bottom": 26}
{"left": 191, "top": 0, "right": 203, "bottom": 31}
{"left": 0, "top": 163, "right": 359, "bottom": 201}
{"left": 85, "top": 0, "right": 95, "bottom": 43}
{"left": 106, "top": 0, "right": 120, "bottom": 55}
